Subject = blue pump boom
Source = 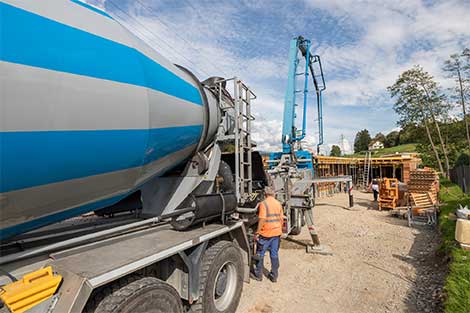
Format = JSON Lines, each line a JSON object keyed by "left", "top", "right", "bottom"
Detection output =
{"left": 281, "top": 36, "right": 325, "bottom": 155}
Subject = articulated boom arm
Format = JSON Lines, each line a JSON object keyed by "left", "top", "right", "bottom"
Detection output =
{"left": 281, "top": 36, "right": 326, "bottom": 154}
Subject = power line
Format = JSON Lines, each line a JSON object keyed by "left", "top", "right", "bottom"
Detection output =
{"left": 180, "top": 0, "right": 222, "bottom": 39}
{"left": 106, "top": 0, "right": 210, "bottom": 77}
{"left": 179, "top": 0, "right": 254, "bottom": 79}
{"left": 132, "top": 0, "right": 229, "bottom": 77}
{"left": 106, "top": 0, "right": 212, "bottom": 78}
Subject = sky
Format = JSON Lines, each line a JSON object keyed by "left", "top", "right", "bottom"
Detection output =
{"left": 85, "top": 0, "right": 470, "bottom": 154}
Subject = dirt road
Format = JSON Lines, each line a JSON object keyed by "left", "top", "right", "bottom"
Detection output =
{"left": 237, "top": 191, "right": 446, "bottom": 313}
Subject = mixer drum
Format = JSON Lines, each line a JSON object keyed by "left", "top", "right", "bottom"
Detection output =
{"left": 0, "top": 1, "right": 220, "bottom": 239}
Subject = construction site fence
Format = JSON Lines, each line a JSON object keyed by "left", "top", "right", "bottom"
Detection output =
{"left": 450, "top": 165, "right": 470, "bottom": 194}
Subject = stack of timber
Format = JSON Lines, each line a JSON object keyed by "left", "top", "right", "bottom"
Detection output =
{"left": 408, "top": 169, "right": 439, "bottom": 212}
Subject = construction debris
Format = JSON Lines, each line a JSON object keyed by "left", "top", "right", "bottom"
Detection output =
{"left": 456, "top": 204, "right": 470, "bottom": 219}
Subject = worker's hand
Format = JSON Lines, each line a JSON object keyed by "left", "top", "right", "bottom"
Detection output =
{"left": 254, "top": 234, "right": 259, "bottom": 242}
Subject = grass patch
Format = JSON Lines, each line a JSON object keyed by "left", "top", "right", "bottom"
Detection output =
{"left": 439, "top": 178, "right": 470, "bottom": 312}
{"left": 346, "top": 143, "right": 417, "bottom": 158}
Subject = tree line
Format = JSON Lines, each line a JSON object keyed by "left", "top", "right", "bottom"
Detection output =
{"left": 387, "top": 48, "right": 470, "bottom": 177}
{"left": 350, "top": 129, "right": 404, "bottom": 154}
{"left": 346, "top": 48, "right": 470, "bottom": 177}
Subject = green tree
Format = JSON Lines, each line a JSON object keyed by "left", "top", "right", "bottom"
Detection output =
{"left": 384, "top": 131, "right": 400, "bottom": 148}
{"left": 415, "top": 117, "right": 470, "bottom": 169}
{"left": 388, "top": 65, "right": 450, "bottom": 177}
{"left": 456, "top": 152, "right": 470, "bottom": 166}
{"left": 354, "top": 129, "right": 371, "bottom": 153}
{"left": 330, "top": 145, "right": 341, "bottom": 157}
{"left": 443, "top": 51, "right": 470, "bottom": 148}
{"left": 373, "top": 132, "right": 386, "bottom": 144}
{"left": 398, "top": 125, "right": 422, "bottom": 145}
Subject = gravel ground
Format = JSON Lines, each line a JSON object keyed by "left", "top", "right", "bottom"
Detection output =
{"left": 237, "top": 191, "right": 446, "bottom": 313}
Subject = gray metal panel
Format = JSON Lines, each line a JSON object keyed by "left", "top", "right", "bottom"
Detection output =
{"left": 47, "top": 266, "right": 91, "bottom": 313}
{"left": 51, "top": 222, "right": 243, "bottom": 287}
{"left": 48, "top": 221, "right": 243, "bottom": 311}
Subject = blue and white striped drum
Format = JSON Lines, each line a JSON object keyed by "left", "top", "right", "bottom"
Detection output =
{"left": 0, "top": 0, "right": 220, "bottom": 239}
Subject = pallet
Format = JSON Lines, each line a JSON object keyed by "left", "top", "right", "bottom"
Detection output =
{"left": 410, "top": 192, "right": 434, "bottom": 208}
{"left": 408, "top": 169, "right": 439, "bottom": 206}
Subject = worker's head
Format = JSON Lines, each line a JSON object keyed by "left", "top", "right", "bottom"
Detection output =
{"left": 264, "top": 186, "right": 275, "bottom": 197}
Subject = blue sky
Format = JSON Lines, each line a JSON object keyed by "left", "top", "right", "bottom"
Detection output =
{"left": 86, "top": 0, "right": 470, "bottom": 153}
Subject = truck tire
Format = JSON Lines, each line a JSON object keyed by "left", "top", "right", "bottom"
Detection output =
{"left": 92, "top": 277, "right": 183, "bottom": 313}
{"left": 192, "top": 241, "right": 243, "bottom": 313}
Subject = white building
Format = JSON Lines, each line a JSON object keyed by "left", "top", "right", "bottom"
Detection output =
{"left": 368, "top": 140, "right": 384, "bottom": 150}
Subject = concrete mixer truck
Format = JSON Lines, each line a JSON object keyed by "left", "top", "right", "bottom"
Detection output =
{"left": 0, "top": 1, "right": 267, "bottom": 312}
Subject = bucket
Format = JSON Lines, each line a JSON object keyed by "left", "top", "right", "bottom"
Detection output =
{"left": 455, "top": 219, "right": 470, "bottom": 244}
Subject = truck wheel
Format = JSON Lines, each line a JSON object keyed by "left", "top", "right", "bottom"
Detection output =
{"left": 92, "top": 277, "right": 183, "bottom": 313}
{"left": 192, "top": 241, "right": 243, "bottom": 313}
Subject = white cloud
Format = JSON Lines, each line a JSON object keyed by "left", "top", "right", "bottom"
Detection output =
{"left": 307, "top": 0, "right": 470, "bottom": 106}
{"left": 85, "top": 0, "right": 470, "bottom": 151}
{"left": 251, "top": 118, "right": 282, "bottom": 152}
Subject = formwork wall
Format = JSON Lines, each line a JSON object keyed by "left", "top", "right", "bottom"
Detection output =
{"left": 315, "top": 154, "right": 421, "bottom": 186}
{"left": 260, "top": 152, "right": 421, "bottom": 187}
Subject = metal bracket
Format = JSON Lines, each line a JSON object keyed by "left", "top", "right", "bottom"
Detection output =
{"left": 141, "top": 145, "right": 221, "bottom": 217}
{"left": 178, "top": 241, "right": 209, "bottom": 304}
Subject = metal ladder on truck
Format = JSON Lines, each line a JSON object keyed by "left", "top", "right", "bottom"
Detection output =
{"left": 212, "top": 77, "right": 256, "bottom": 205}
{"left": 234, "top": 79, "right": 256, "bottom": 204}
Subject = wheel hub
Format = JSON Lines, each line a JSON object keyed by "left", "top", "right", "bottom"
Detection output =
{"left": 215, "top": 270, "right": 227, "bottom": 296}
{"left": 213, "top": 261, "right": 237, "bottom": 311}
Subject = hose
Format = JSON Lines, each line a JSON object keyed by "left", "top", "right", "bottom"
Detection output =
{"left": 236, "top": 203, "right": 259, "bottom": 214}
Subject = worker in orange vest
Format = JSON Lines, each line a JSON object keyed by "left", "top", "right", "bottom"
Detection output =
{"left": 251, "top": 186, "right": 284, "bottom": 282}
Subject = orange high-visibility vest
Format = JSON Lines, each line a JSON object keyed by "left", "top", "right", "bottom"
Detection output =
{"left": 258, "top": 196, "right": 284, "bottom": 237}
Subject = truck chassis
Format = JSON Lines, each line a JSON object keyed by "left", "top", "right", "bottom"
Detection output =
{"left": 0, "top": 217, "right": 251, "bottom": 313}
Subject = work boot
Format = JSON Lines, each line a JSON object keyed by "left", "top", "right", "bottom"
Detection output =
{"left": 267, "top": 272, "right": 277, "bottom": 283}
{"left": 250, "top": 272, "right": 262, "bottom": 281}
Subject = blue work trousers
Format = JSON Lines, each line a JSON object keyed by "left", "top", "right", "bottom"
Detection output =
{"left": 255, "top": 235, "right": 280, "bottom": 278}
